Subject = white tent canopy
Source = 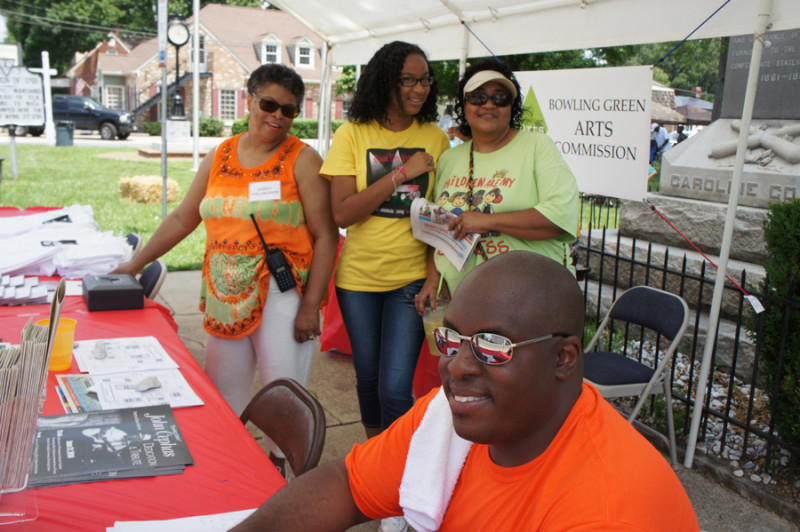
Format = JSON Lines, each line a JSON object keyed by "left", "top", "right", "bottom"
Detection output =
{"left": 269, "top": 0, "right": 800, "bottom": 153}
{"left": 268, "top": 0, "right": 800, "bottom": 65}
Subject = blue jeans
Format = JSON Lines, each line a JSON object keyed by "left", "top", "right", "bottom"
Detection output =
{"left": 336, "top": 279, "right": 425, "bottom": 430}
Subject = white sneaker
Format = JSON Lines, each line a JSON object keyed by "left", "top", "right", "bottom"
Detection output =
{"left": 379, "top": 516, "right": 408, "bottom": 532}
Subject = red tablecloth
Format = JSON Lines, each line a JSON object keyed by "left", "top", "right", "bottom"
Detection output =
{"left": 0, "top": 297, "right": 285, "bottom": 530}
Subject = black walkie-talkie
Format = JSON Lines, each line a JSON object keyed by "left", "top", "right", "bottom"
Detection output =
{"left": 249, "top": 214, "right": 297, "bottom": 292}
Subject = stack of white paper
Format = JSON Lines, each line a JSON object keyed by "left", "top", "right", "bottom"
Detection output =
{"left": 0, "top": 205, "right": 133, "bottom": 279}
{"left": 0, "top": 205, "right": 96, "bottom": 239}
{"left": 107, "top": 508, "right": 256, "bottom": 531}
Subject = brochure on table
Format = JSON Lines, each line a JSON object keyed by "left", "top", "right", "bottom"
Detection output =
{"left": 55, "top": 336, "right": 203, "bottom": 413}
{"left": 410, "top": 198, "right": 479, "bottom": 271}
{"left": 73, "top": 336, "right": 179, "bottom": 374}
{"left": 57, "top": 370, "right": 204, "bottom": 413}
{"left": 29, "top": 404, "right": 194, "bottom": 488}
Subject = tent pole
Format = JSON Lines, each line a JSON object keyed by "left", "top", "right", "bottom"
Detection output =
{"left": 317, "top": 41, "right": 334, "bottom": 158}
{"left": 684, "top": 0, "right": 773, "bottom": 468}
{"left": 191, "top": 0, "right": 200, "bottom": 171}
{"left": 459, "top": 24, "right": 468, "bottom": 77}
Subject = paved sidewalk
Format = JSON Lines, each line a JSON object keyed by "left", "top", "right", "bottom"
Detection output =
{"left": 156, "top": 270, "right": 798, "bottom": 532}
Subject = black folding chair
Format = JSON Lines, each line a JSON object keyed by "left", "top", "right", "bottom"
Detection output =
{"left": 584, "top": 286, "right": 689, "bottom": 465}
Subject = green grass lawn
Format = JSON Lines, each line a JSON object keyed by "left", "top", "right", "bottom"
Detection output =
{"left": 0, "top": 144, "right": 205, "bottom": 271}
{"left": 0, "top": 143, "right": 623, "bottom": 269}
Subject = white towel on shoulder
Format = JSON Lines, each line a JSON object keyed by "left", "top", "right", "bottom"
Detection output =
{"left": 399, "top": 387, "right": 472, "bottom": 532}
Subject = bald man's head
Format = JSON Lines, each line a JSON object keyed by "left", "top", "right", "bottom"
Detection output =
{"left": 439, "top": 251, "right": 586, "bottom": 459}
{"left": 454, "top": 251, "right": 584, "bottom": 340}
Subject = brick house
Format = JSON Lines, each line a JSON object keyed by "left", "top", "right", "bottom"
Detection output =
{"left": 63, "top": 4, "right": 345, "bottom": 128}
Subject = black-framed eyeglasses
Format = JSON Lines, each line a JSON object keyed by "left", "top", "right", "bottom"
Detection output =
{"left": 464, "top": 92, "right": 513, "bottom": 108}
{"left": 432, "top": 326, "right": 568, "bottom": 366}
{"left": 399, "top": 75, "right": 435, "bottom": 87}
{"left": 250, "top": 93, "right": 300, "bottom": 118}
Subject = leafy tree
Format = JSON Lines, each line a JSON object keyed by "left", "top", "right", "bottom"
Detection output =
{"left": 334, "top": 41, "right": 719, "bottom": 104}
{"left": 2, "top": 0, "right": 262, "bottom": 73}
{"left": 595, "top": 38, "right": 724, "bottom": 100}
{"left": 334, "top": 60, "right": 463, "bottom": 104}
{"left": 329, "top": 37, "right": 721, "bottom": 107}
{"left": 334, "top": 65, "right": 356, "bottom": 96}
{"left": 745, "top": 199, "right": 800, "bottom": 449}
{"left": 429, "top": 59, "right": 461, "bottom": 102}
{"left": 432, "top": 50, "right": 593, "bottom": 102}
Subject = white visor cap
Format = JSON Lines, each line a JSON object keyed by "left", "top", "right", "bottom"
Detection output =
{"left": 463, "top": 70, "right": 518, "bottom": 99}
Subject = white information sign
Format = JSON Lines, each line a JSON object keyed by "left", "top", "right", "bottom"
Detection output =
{"left": 515, "top": 65, "right": 652, "bottom": 202}
{"left": 0, "top": 63, "right": 45, "bottom": 127}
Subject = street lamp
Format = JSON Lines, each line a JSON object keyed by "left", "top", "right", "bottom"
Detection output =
{"left": 167, "top": 15, "right": 190, "bottom": 118}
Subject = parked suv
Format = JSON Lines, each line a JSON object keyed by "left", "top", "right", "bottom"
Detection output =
{"left": 53, "top": 95, "right": 135, "bottom": 140}
{"left": 23, "top": 95, "right": 135, "bottom": 140}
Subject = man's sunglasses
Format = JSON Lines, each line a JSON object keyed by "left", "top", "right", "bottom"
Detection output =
{"left": 251, "top": 93, "right": 300, "bottom": 118}
{"left": 399, "top": 75, "right": 435, "bottom": 87}
{"left": 464, "top": 92, "right": 513, "bottom": 108}
{"left": 432, "top": 326, "right": 567, "bottom": 365}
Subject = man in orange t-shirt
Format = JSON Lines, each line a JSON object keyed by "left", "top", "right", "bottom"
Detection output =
{"left": 233, "top": 252, "right": 699, "bottom": 531}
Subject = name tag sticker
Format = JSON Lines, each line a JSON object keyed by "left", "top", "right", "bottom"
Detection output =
{"left": 249, "top": 181, "right": 281, "bottom": 202}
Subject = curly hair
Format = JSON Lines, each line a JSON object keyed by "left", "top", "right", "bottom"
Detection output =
{"left": 348, "top": 41, "right": 439, "bottom": 125}
{"left": 454, "top": 59, "right": 524, "bottom": 139}
{"left": 247, "top": 64, "right": 305, "bottom": 107}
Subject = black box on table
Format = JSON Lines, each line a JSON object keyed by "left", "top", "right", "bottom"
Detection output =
{"left": 82, "top": 274, "right": 143, "bottom": 311}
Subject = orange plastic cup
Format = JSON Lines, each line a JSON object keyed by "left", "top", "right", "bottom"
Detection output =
{"left": 36, "top": 318, "right": 77, "bottom": 371}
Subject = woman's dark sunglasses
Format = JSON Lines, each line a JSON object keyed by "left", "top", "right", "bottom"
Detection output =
{"left": 250, "top": 93, "right": 300, "bottom": 118}
{"left": 464, "top": 92, "right": 513, "bottom": 108}
{"left": 432, "top": 326, "right": 567, "bottom": 365}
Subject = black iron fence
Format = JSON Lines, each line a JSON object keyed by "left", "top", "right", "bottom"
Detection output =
{"left": 579, "top": 193, "right": 620, "bottom": 231}
{"left": 575, "top": 196, "right": 799, "bottom": 483}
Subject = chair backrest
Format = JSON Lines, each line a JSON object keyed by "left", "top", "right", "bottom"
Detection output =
{"left": 239, "top": 378, "right": 326, "bottom": 478}
{"left": 586, "top": 286, "right": 689, "bottom": 355}
{"left": 606, "top": 286, "right": 687, "bottom": 341}
{"left": 125, "top": 232, "right": 142, "bottom": 259}
{"left": 139, "top": 259, "right": 167, "bottom": 299}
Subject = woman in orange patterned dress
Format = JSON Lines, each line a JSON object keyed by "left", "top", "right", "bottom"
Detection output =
{"left": 115, "top": 65, "right": 338, "bottom": 423}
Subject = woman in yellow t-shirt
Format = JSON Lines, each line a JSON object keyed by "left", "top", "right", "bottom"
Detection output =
{"left": 320, "top": 41, "right": 449, "bottom": 443}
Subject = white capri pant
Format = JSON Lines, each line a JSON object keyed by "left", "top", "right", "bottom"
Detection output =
{"left": 204, "top": 276, "right": 315, "bottom": 419}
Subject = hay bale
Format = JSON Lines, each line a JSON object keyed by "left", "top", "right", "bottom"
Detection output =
{"left": 119, "top": 176, "right": 180, "bottom": 204}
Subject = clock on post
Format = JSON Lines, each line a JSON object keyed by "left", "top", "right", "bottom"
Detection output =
{"left": 167, "top": 16, "right": 190, "bottom": 118}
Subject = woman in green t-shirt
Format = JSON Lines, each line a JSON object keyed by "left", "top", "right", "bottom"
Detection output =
{"left": 416, "top": 59, "right": 579, "bottom": 305}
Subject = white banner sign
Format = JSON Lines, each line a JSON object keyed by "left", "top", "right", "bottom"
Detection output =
{"left": 515, "top": 65, "right": 652, "bottom": 201}
{"left": 0, "top": 65, "right": 44, "bottom": 127}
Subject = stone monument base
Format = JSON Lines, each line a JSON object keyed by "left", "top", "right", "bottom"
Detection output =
{"left": 620, "top": 193, "right": 767, "bottom": 264}
{"left": 145, "top": 119, "right": 200, "bottom": 156}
